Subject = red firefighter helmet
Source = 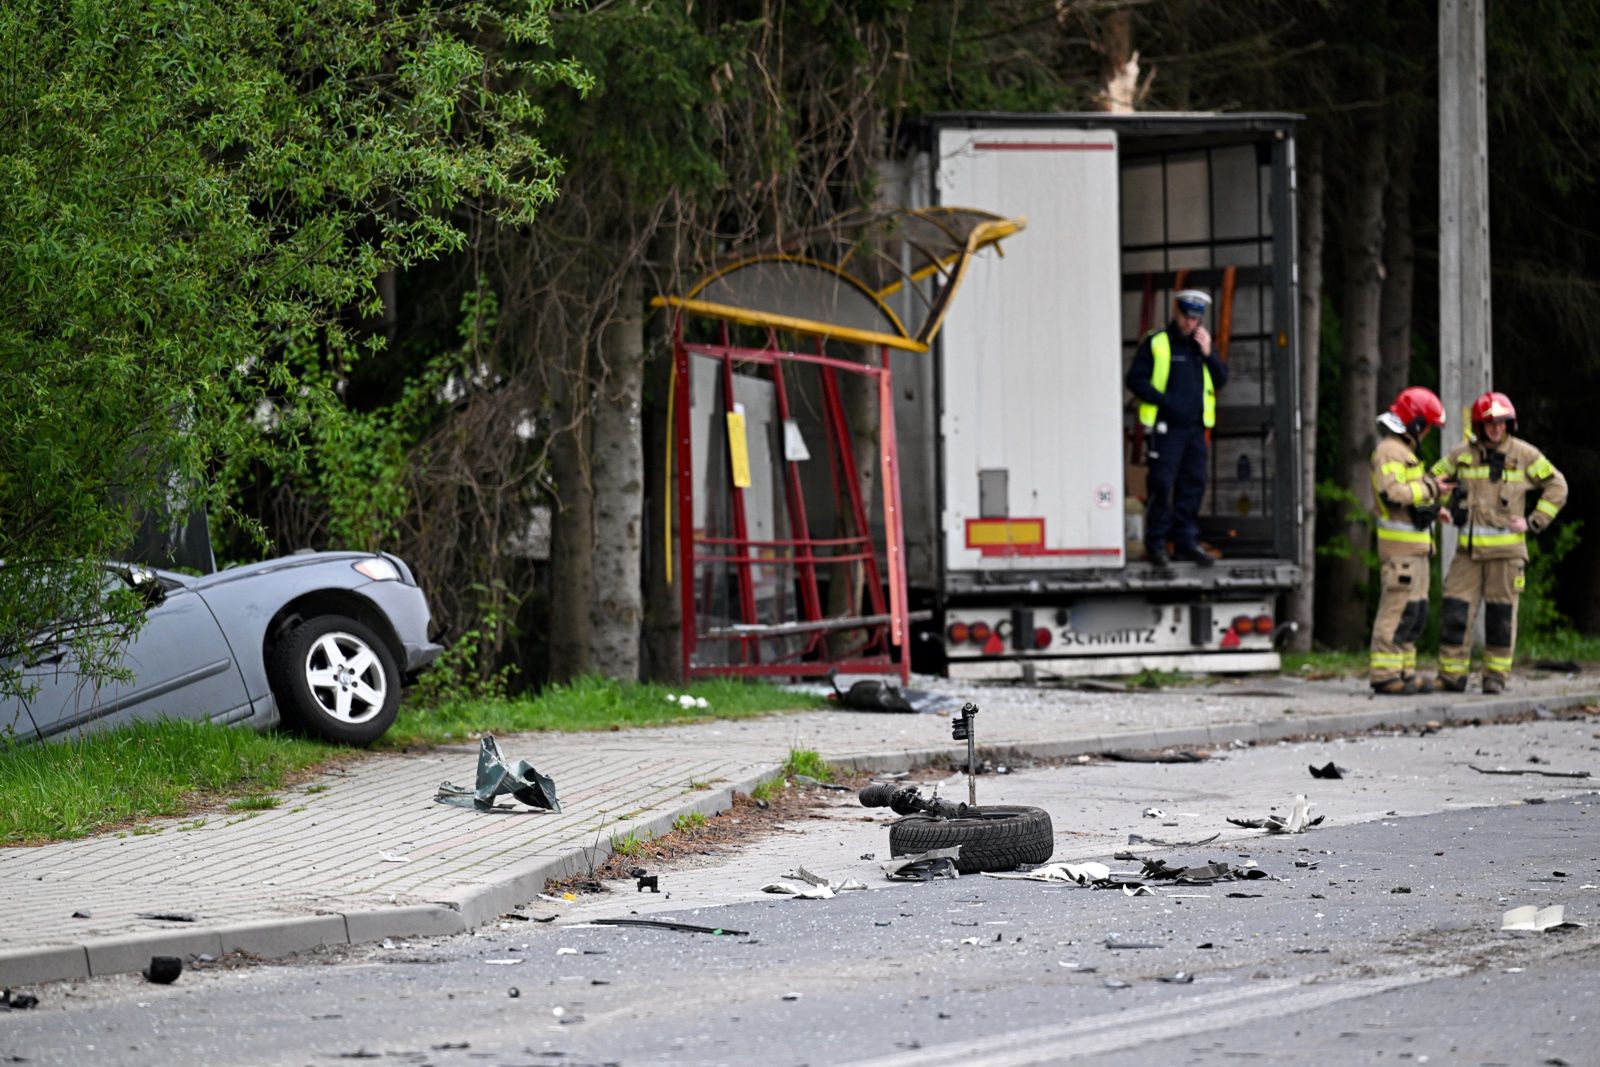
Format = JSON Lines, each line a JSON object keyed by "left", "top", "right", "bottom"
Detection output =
{"left": 1389, "top": 386, "right": 1446, "bottom": 438}
{"left": 1471, "top": 391, "right": 1517, "bottom": 433}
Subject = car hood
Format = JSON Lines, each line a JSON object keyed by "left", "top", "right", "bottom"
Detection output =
{"left": 187, "top": 551, "right": 404, "bottom": 591}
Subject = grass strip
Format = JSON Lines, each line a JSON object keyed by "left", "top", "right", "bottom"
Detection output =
{"left": 385, "top": 675, "right": 829, "bottom": 748}
{"left": 0, "top": 719, "right": 339, "bottom": 846}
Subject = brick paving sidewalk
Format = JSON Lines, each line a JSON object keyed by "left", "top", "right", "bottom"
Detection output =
{"left": 3, "top": 672, "right": 1594, "bottom": 986}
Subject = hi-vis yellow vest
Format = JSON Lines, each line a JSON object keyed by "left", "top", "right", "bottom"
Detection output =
{"left": 1138, "top": 329, "right": 1215, "bottom": 429}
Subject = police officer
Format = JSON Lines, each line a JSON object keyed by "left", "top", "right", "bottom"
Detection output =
{"left": 1369, "top": 387, "right": 1448, "bottom": 695}
{"left": 1431, "top": 392, "right": 1567, "bottom": 693}
{"left": 1126, "top": 289, "right": 1228, "bottom": 567}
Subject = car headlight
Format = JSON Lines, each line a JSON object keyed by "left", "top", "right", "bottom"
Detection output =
{"left": 353, "top": 558, "right": 400, "bottom": 582}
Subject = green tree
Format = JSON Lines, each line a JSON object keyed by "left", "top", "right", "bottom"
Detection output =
{"left": 0, "top": 0, "right": 581, "bottom": 704}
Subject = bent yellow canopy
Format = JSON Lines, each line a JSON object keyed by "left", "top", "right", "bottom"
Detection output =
{"left": 652, "top": 208, "right": 1024, "bottom": 352}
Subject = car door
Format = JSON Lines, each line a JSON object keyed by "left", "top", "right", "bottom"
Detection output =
{"left": 26, "top": 568, "right": 251, "bottom": 741}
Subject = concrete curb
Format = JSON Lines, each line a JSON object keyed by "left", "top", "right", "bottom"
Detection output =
{"left": 5, "top": 690, "right": 1594, "bottom": 988}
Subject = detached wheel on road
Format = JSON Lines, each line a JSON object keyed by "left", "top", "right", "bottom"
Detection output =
{"left": 269, "top": 615, "right": 399, "bottom": 746}
{"left": 889, "top": 805, "right": 1054, "bottom": 874}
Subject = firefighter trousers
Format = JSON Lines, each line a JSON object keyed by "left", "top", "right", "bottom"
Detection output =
{"left": 1439, "top": 555, "right": 1524, "bottom": 683}
{"left": 1369, "top": 556, "right": 1431, "bottom": 683}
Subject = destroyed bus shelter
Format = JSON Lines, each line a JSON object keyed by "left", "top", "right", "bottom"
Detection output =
{"left": 654, "top": 208, "right": 1023, "bottom": 681}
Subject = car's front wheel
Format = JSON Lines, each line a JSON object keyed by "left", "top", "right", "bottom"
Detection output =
{"left": 269, "top": 615, "right": 399, "bottom": 745}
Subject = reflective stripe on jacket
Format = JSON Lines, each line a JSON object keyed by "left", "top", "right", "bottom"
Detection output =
{"left": 1371, "top": 431, "right": 1440, "bottom": 559}
{"left": 1431, "top": 434, "right": 1568, "bottom": 561}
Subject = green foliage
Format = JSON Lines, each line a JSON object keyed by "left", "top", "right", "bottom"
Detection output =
{"left": 388, "top": 675, "right": 827, "bottom": 746}
{"left": 608, "top": 828, "right": 646, "bottom": 857}
{"left": 1520, "top": 520, "right": 1583, "bottom": 641}
{"left": 0, "top": 0, "right": 580, "bottom": 697}
{"left": 1312, "top": 479, "right": 1375, "bottom": 566}
{"left": 0, "top": 719, "right": 339, "bottom": 845}
{"left": 226, "top": 793, "right": 282, "bottom": 811}
{"left": 750, "top": 776, "right": 783, "bottom": 803}
{"left": 1280, "top": 649, "right": 1369, "bottom": 678}
{"left": 1128, "top": 669, "right": 1187, "bottom": 690}
{"left": 672, "top": 810, "right": 708, "bottom": 833}
{"left": 406, "top": 577, "right": 522, "bottom": 706}
{"left": 782, "top": 748, "right": 833, "bottom": 782}
{"left": 1521, "top": 628, "right": 1600, "bottom": 665}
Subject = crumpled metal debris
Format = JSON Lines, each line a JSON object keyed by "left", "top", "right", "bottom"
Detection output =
{"left": 762, "top": 866, "right": 869, "bottom": 898}
{"left": 1125, "top": 831, "right": 1220, "bottom": 848}
{"left": 882, "top": 847, "right": 962, "bottom": 881}
{"left": 1228, "top": 794, "right": 1322, "bottom": 833}
{"left": 1, "top": 989, "right": 40, "bottom": 1010}
{"left": 982, "top": 862, "right": 1111, "bottom": 886}
{"left": 1138, "top": 858, "right": 1271, "bottom": 884}
{"left": 1502, "top": 904, "right": 1584, "bottom": 932}
{"left": 436, "top": 735, "right": 560, "bottom": 812}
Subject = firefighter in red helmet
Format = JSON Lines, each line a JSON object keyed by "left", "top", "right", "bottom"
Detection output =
{"left": 1430, "top": 391, "right": 1568, "bottom": 693}
{"left": 1368, "top": 387, "right": 1449, "bottom": 694}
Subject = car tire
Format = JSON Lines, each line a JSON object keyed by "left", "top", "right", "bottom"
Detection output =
{"left": 268, "top": 615, "right": 399, "bottom": 746}
{"left": 889, "top": 805, "right": 1054, "bottom": 874}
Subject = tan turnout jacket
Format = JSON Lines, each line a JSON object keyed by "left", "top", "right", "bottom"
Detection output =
{"left": 1431, "top": 434, "right": 1567, "bottom": 561}
{"left": 1371, "top": 431, "right": 1443, "bottom": 561}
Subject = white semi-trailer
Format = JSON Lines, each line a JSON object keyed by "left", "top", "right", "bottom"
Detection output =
{"left": 883, "top": 113, "right": 1303, "bottom": 679}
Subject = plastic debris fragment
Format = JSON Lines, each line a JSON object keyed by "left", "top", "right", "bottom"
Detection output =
{"left": 1228, "top": 795, "right": 1322, "bottom": 833}
{"left": 882, "top": 847, "right": 962, "bottom": 881}
{"left": 1502, "top": 905, "right": 1584, "bottom": 932}
{"left": 143, "top": 956, "right": 182, "bottom": 984}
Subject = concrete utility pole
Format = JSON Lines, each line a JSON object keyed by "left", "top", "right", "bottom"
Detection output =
{"left": 1438, "top": 0, "right": 1493, "bottom": 576}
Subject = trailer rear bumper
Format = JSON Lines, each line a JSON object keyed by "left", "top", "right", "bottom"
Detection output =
{"left": 946, "top": 650, "right": 1280, "bottom": 680}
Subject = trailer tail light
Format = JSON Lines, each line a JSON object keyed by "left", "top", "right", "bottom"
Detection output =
{"left": 969, "top": 621, "right": 992, "bottom": 645}
{"left": 1231, "top": 615, "right": 1254, "bottom": 636}
{"left": 947, "top": 621, "right": 970, "bottom": 645}
{"left": 1254, "top": 614, "right": 1274, "bottom": 635}
{"left": 1034, "top": 627, "right": 1053, "bottom": 650}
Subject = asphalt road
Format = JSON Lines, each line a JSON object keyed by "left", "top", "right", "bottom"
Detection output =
{"left": 6, "top": 718, "right": 1598, "bottom": 1067}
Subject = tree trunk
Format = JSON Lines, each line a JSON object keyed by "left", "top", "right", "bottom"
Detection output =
{"left": 1286, "top": 137, "right": 1324, "bottom": 654}
{"left": 1094, "top": 10, "right": 1141, "bottom": 113}
{"left": 1377, "top": 129, "right": 1416, "bottom": 410}
{"left": 588, "top": 270, "right": 646, "bottom": 681}
{"left": 1325, "top": 81, "right": 1389, "bottom": 650}
{"left": 547, "top": 367, "right": 593, "bottom": 683}
{"left": 641, "top": 260, "right": 682, "bottom": 683}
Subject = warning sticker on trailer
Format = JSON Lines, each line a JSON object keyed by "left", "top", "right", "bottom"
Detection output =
{"left": 963, "top": 517, "right": 1120, "bottom": 558}
{"left": 1094, "top": 483, "right": 1115, "bottom": 509}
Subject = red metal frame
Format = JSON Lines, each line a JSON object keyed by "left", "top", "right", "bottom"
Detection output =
{"left": 672, "top": 320, "right": 910, "bottom": 682}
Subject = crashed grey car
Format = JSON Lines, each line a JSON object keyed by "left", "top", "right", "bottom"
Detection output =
{"left": 4, "top": 551, "right": 443, "bottom": 746}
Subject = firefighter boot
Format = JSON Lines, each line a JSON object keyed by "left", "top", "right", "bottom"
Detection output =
{"left": 1482, "top": 674, "right": 1507, "bottom": 695}
{"left": 1410, "top": 676, "right": 1436, "bottom": 695}
{"left": 1371, "top": 677, "right": 1418, "bottom": 696}
{"left": 1436, "top": 673, "right": 1469, "bottom": 694}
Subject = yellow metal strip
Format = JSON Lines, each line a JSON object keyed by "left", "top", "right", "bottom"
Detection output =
{"left": 650, "top": 295, "right": 929, "bottom": 353}
{"left": 664, "top": 358, "right": 675, "bottom": 585}
{"left": 726, "top": 412, "right": 752, "bottom": 488}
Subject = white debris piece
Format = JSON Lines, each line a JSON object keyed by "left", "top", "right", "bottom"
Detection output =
{"left": 1501, "top": 904, "right": 1583, "bottom": 932}
{"left": 982, "top": 862, "right": 1111, "bottom": 885}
